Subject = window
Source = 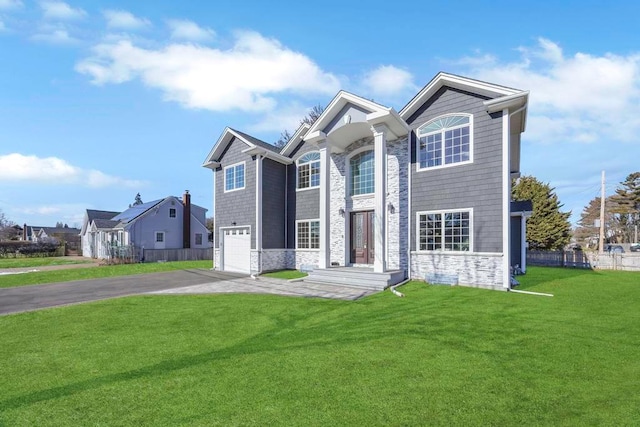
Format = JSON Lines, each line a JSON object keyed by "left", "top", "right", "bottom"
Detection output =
{"left": 195, "top": 233, "right": 203, "bottom": 245}
{"left": 296, "top": 220, "right": 320, "bottom": 249}
{"left": 417, "top": 210, "right": 471, "bottom": 251}
{"left": 417, "top": 114, "right": 472, "bottom": 170}
{"left": 350, "top": 150, "right": 374, "bottom": 196}
{"left": 297, "top": 152, "right": 320, "bottom": 190}
{"left": 224, "top": 162, "right": 245, "bottom": 192}
{"left": 155, "top": 232, "right": 164, "bottom": 243}
{"left": 169, "top": 208, "right": 176, "bottom": 218}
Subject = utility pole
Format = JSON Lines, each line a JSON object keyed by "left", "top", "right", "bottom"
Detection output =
{"left": 599, "top": 170, "right": 606, "bottom": 254}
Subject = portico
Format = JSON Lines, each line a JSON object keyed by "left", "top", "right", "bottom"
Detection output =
{"left": 303, "top": 92, "right": 409, "bottom": 274}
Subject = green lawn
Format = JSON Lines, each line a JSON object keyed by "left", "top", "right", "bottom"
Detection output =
{"left": 261, "top": 269, "right": 308, "bottom": 280}
{"left": 0, "top": 257, "right": 92, "bottom": 269}
{"left": 0, "top": 266, "right": 638, "bottom": 425}
{"left": 0, "top": 260, "right": 213, "bottom": 288}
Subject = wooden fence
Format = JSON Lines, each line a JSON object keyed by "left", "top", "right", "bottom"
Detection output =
{"left": 527, "top": 250, "right": 591, "bottom": 269}
{"left": 142, "top": 248, "right": 213, "bottom": 263}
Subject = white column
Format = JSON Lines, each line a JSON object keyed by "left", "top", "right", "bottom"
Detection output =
{"left": 372, "top": 124, "right": 387, "bottom": 273}
{"left": 502, "top": 109, "right": 511, "bottom": 289}
{"left": 255, "top": 155, "right": 263, "bottom": 273}
{"left": 318, "top": 140, "right": 331, "bottom": 269}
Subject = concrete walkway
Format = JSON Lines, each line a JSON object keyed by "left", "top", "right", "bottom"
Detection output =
{"left": 151, "top": 276, "right": 377, "bottom": 300}
{"left": 0, "top": 270, "right": 377, "bottom": 316}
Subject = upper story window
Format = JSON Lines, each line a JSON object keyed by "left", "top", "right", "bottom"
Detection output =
{"left": 417, "top": 114, "right": 472, "bottom": 170}
{"left": 350, "top": 150, "right": 374, "bottom": 196}
{"left": 169, "top": 208, "right": 176, "bottom": 218}
{"left": 224, "top": 162, "right": 245, "bottom": 192}
{"left": 297, "top": 152, "right": 320, "bottom": 190}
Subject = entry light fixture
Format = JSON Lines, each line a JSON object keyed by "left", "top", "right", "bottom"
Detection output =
{"left": 339, "top": 208, "right": 345, "bottom": 217}
{"left": 231, "top": 221, "right": 237, "bottom": 226}
{"left": 388, "top": 202, "right": 395, "bottom": 214}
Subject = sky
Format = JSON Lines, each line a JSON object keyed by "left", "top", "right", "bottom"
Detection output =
{"left": 1, "top": 0, "right": 639, "bottom": 228}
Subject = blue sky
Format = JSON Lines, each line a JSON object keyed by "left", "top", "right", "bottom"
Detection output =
{"left": 1, "top": 0, "right": 639, "bottom": 227}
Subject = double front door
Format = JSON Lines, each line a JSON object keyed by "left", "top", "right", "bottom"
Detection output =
{"left": 351, "top": 210, "right": 374, "bottom": 264}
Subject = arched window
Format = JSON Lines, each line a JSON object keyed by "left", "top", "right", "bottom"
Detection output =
{"left": 350, "top": 150, "right": 374, "bottom": 196}
{"left": 417, "top": 114, "right": 472, "bottom": 170}
{"left": 297, "top": 152, "right": 320, "bottom": 189}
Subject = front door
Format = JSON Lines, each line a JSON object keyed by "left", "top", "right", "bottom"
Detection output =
{"left": 351, "top": 210, "right": 374, "bottom": 264}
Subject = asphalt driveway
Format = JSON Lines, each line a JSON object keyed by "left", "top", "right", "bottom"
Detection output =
{"left": 0, "top": 269, "right": 245, "bottom": 316}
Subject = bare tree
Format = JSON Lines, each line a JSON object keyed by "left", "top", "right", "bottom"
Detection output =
{"left": 274, "top": 104, "right": 325, "bottom": 148}
{"left": 0, "top": 209, "right": 17, "bottom": 241}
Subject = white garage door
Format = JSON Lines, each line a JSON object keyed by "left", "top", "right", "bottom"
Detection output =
{"left": 222, "top": 227, "right": 251, "bottom": 274}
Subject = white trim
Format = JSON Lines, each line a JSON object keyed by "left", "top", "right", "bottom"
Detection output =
{"left": 295, "top": 150, "right": 321, "bottom": 191}
{"left": 280, "top": 123, "right": 311, "bottom": 157}
{"left": 400, "top": 72, "right": 523, "bottom": 120}
{"left": 502, "top": 108, "right": 511, "bottom": 289}
{"left": 223, "top": 161, "right": 246, "bottom": 193}
{"left": 415, "top": 208, "right": 474, "bottom": 253}
{"left": 415, "top": 113, "right": 474, "bottom": 173}
{"left": 295, "top": 219, "right": 320, "bottom": 250}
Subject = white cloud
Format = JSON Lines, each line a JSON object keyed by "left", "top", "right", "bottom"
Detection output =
{"left": 362, "top": 65, "right": 417, "bottom": 99}
{"left": 167, "top": 19, "right": 214, "bottom": 42}
{"left": 39, "top": 1, "right": 86, "bottom": 20}
{"left": 103, "top": 9, "right": 150, "bottom": 30}
{"left": 31, "top": 28, "right": 80, "bottom": 45}
{"left": 0, "top": 20, "right": 5, "bottom": 31}
{"left": 0, "top": 0, "right": 23, "bottom": 10}
{"left": 249, "top": 101, "right": 311, "bottom": 133}
{"left": 75, "top": 30, "right": 341, "bottom": 113}
{"left": 0, "top": 153, "right": 145, "bottom": 188}
{"left": 458, "top": 37, "right": 640, "bottom": 144}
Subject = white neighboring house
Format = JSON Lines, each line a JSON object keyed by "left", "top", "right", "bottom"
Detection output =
{"left": 80, "top": 191, "right": 210, "bottom": 259}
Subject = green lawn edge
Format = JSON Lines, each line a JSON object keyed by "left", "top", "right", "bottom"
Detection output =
{"left": 0, "top": 260, "right": 214, "bottom": 288}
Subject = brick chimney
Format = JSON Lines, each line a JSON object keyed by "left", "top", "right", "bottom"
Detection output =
{"left": 183, "top": 190, "right": 191, "bottom": 248}
{"left": 23, "top": 223, "right": 27, "bottom": 241}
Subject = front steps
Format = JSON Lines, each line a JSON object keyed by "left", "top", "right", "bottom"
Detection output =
{"left": 303, "top": 267, "right": 406, "bottom": 291}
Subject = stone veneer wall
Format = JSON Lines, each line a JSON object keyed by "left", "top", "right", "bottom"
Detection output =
{"left": 387, "top": 137, "right": 408, "bottom": 273}
{"left": 410, "top": 252, "right": 505, "bottom": 290}
{"left": 328, "top": 136, "right": 408, "bottom": 273}
{"left": 213, "top": 248, "right": 221, "bottom": 270}
{"left": 261, "top": 249, "right": 295, "bottom": 272}
{"left": 295, "top": 250, "right": 320, "bottom": 270}
{"left": 329, "top": 146, "right": 347, "bottom": 266}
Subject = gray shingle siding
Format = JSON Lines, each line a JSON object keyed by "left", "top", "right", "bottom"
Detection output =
{"left": 262, "top": 158, "right": 286, "bottom": 249}
{"left": 214, "top": 137, "right": 257, "bottom": 249}
{"left": 286, "top": 140, "right": 320, "bottom": 248}
{"left": 408, "top": 86, "right": 504, "bottom": 253}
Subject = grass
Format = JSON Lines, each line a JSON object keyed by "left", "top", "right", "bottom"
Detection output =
{"left": 0, "top": 266, "right": 639, "bottom": 425}
{"left": 0, "top": 257, "right": 92, "bottom": 269}
{"left": 261, "top": 269, "right": 308, "bottom": 280}
{"left": 0, "top": 260, "right": 213, "bottom": 288}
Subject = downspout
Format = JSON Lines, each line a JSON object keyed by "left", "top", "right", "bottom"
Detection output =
{"left": 284, "top": 163, "right": 288, "bottom": 257}
{"left": 212, "top": 169, "right": 216, "bottom": 270}
{"left": 407, "top": 131, "right": 412, "bottom": 280}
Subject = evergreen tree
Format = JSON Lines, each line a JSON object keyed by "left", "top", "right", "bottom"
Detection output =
{"left": 512, "top": 175, "right": 572, "bottom": 250}
{"left": 129, "top": 193, "right": 144, "bottom": 208}
{"left": 574, "top": 195, "right": 616, "bottom": 247}
{"left": 609, "top": 172, "right": 640, "bottom": 243}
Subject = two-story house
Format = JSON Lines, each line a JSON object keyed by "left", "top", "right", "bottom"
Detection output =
{"left": 203, "top": 72, "right": 530, "bottom": 290}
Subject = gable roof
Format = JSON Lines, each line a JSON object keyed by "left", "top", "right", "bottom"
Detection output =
{"left": 400, "top": 72, "right": 528, "bottom": 122}
{"left": 279, "top": 123, "right": 310, "bottom": 157}
{"left": 203, "top": 127, "right": 292, "bottom": 169}
{"left": 39, "top": 226, "right": 81, "bottom": 236}
{"left": 304, "top": 90, "right": 409, "bottom": 146}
